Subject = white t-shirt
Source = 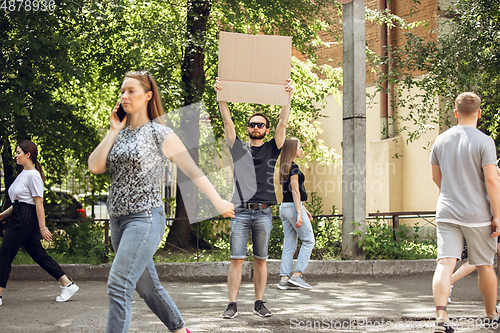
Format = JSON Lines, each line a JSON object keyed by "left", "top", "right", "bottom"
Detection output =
{"left": 8, "top": 169, "right": 44, "bottom": 205}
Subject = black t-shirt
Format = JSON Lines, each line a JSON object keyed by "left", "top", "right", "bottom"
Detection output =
{"left": 229, "top": 135, "right": 281, "bottom": 205}
{"left": 282, "top": 162, "right": 307, "bottom": 202}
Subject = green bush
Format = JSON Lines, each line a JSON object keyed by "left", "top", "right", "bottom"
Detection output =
{"left": 3, "top": 221, "right": 106, "bottom": 265}
{"left": 51, "top": 221, "right": 106, "bottom": 262}
{"left": 354, "top": 220, "right": 437, "bottom": 260}
{"left": 267, "top": 192, "right": 342, "bottom": 260}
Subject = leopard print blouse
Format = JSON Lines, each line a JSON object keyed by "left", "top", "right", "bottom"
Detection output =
{"left": 107, "top": 121, "right": 173, "bottom": 217}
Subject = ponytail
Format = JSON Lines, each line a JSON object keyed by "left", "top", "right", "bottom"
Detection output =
{"left": 35, "top": 160, "right": 46, "bottom": 182}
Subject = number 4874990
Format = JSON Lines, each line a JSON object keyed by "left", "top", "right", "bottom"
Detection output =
{"left": 1, "top": 0, "right": 56, "bottom": 12}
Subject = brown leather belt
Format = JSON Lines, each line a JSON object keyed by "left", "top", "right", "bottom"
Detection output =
{"left": 240, "top": 203, "right": 269, "bottom": 210}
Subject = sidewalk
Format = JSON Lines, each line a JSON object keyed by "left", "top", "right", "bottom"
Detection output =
{"left": 2, "top": 260, "right": 498, "bottom": 332}
{"left": 9, "top": 259, "right": 440, "bottom": 283}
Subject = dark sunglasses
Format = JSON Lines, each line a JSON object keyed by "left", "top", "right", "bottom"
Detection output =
{"left": 248, "top": 122, "right": 267, "bottom": 129}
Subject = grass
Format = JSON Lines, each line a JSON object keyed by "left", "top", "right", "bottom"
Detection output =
{"left": 153, "top": 248, "right": 232, "bottom": 263}
{"left": 12, "top": 249, "right": 105, "bottom": 266}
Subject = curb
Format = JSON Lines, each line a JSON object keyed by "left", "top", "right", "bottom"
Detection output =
{"left": 10, "top": 259, "right": 438, "bottom": 283}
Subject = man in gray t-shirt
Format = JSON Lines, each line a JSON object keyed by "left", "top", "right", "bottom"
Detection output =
{"left": 430, "top": 92, "right": 500, "bottom": 331}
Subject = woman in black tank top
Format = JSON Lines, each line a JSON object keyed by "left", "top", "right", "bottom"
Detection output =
{"left": 277, "top": 138, "right": 315, "bottom": 290}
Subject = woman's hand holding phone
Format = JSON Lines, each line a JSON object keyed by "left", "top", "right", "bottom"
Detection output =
{"left": 110, "top": 101, "right": 127, "bottom": 130}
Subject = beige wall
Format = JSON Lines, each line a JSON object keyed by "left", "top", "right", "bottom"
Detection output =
{"left": 302, "top": 86, "right": 441, "bottom": 218}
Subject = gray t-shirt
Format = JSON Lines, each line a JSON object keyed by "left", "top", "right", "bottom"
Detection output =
{"left": 107, "top": 121, "right": 173, "bottom": 217}
{"left": 430, "top": 125, "right": 498, "bottom": 225}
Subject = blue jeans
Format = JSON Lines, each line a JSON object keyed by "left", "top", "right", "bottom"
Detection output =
{"left": 107, "top": 207, "right": 184, "bottom": 333}
{"left": 230, "top": 207, "right": 273, "bottom": 260}
{"left": 279, "top": 202, "right": 315, "bottom": 276}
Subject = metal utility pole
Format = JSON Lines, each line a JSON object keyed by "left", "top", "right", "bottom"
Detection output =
{"left": 341, "top": 0, "right": 366, "bottom": 259}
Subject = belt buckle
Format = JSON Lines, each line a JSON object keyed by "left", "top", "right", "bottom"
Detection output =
{"left": 247, "top": 203, "right": 261, "bottom": 210}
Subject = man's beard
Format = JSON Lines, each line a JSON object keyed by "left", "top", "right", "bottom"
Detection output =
{"left": 248, "top": 131, "right": 266, "bottom": 139}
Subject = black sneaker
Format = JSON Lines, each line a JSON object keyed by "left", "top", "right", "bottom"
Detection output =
{"left": 222, "top": 302, "right": 238, "bottom": 319}
{"left": 253, "top": 300, "right": 271, "bottom": 317}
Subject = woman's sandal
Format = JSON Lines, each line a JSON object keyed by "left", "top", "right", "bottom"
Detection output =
{"left": 434, "top": 307, "right": 454, "bottom": 333}
{"left": 485, "top": 305, "right": 500, "bottom": 327}
{"left": 434, "top": 317, "right": 454, "bottom": 333}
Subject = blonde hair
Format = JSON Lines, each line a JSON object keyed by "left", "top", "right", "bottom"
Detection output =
{"left": 123, "top": 71, "right": 164, "bottom": 121}
{"left": 279, "top": 138, "right": 300, "bottom": 184}
{"left": 455, "top": 92, "right": 481, "bottom": 116}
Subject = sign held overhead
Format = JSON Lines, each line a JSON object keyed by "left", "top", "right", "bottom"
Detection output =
{"left": 217, "top": 31, "right": 292, "bottom": 106}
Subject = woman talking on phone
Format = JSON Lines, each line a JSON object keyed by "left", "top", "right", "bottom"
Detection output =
{"left": 88, "top": 71, "right": 234, "bottom": 333}
{"left": 0, "top": 140, "right": 79, "bottom": 305}
{"left": 277, "top": 138, "right": 315, "bottom": 290}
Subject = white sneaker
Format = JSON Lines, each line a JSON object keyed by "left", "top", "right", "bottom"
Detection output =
{"left": 0, "top": 295, "right": 2, "bottom": 306}
{"left": 56, "top": 282, "right": 79, "bottom": 302}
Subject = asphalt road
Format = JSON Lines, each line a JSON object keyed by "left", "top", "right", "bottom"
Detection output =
{"left": 2, "top": 272, "right": 499, "bottom": 332}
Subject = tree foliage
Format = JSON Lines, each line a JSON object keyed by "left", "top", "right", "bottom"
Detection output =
{"left": 1, "top": 0, "right": 343, "bottom": 248}
{"left": 0, "top": 1, "right": 101, "bottom": 201}
{"left": 374, "top": 0, "right": 500, "bottom": 147}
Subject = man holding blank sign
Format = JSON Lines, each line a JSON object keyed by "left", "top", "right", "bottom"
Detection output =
{"left": 215, "top": 31, "right": 294, "bottom": 319}
{"left": 215, "top": 76, "right": 293, "bottom": 319}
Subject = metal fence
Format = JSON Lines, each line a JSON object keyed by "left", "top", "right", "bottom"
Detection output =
{"left": 42, "top": 211, "right": 436, "bottom": 263}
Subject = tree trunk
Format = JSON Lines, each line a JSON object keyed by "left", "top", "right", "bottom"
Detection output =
{"left": 1, "top": 139, "right": 15, "bottom": 210}
{"left": 1, "top": 139, "right": 16, "bottom": 237}
{"left": 166, "top": 0, "right": 211, "bottom": 249}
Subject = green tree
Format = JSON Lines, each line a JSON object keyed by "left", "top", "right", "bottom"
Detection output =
{"left": 0, "top": 2, "right": 101, "bottom": 206}
{"left": 1, "top": 0, "right": 343, "bottom": 249}
{"left": 166, "top": 0, "right": 344, "bottom": 248}
{"left": 374, "top": 0, "right": 500, "bottom": 146}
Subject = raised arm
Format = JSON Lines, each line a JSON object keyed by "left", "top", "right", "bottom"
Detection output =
{"left": 214, "top": 77, "right": 236, "bottom": 148}
{"left": 484, "top": 164, "right": 500, "bottom": 237}
{"left": 88, "top": 102, "right": 126, "bottom": 174}
{"left": 275, "top": 79, "right": 294, "bottom": 149}
{"left": 162, "top": 132, "right": 234, "bottom": 218}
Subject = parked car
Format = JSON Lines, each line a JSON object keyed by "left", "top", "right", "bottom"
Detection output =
{"left": 0, "top": 188, "right": 85, "bottom": 234}
{"left": 44, "top": 189, "right": 86, "bottom": 221}
{"left": 77, "top": 193, "right": 109, "bottom": 220}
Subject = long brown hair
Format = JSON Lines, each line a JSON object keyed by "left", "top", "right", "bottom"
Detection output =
{"left": 18, "top": 140, "right": 46, "bottom": 182}
{"left": 123, "top": 71, "right": 164, "bottom": 121}
{"left": 279, "top": 137, "right": 300, "bottom": 184}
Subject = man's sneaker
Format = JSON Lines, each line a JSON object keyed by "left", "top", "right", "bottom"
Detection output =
{"left": 56, "top": 282, "right": 79, "bottom": 302}
{"left": 277, "top": 280, "right": 301, "bottom": 290}
{"left": 254, "top": 300, "right": 271, "bottom": 317}
{"left": 222, "top": 302, "right": 238, "bottom": 319}
{"left": 448, "top": 285, "right": 453, "bottom": 303}
{"left": 289, "top": 275, "right": 312, "bottom": 289}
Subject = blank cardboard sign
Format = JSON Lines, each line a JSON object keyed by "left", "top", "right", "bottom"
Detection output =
{"left": 217, "top": 32, "right": 292, "bottom": 106}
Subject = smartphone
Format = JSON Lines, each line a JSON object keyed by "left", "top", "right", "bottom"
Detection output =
{"left": 116, "top": 103, "right": 126, "bottom": 122}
